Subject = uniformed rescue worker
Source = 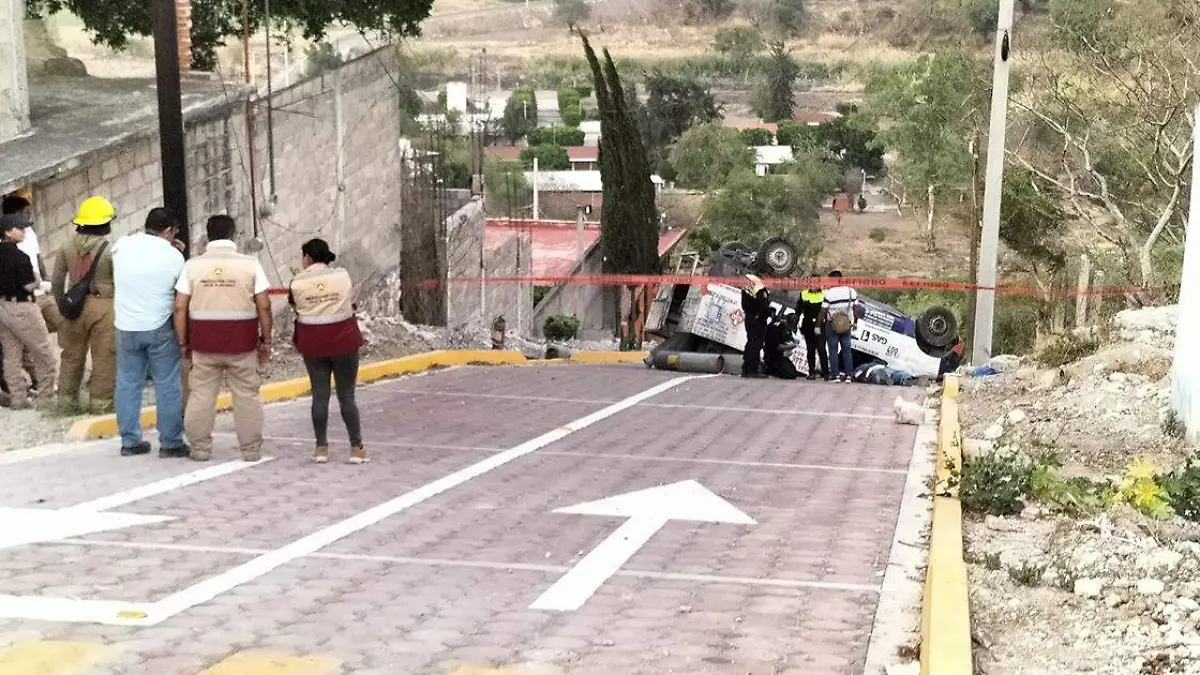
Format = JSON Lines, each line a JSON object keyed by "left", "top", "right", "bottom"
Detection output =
{"left": 174, "top": 215, "right": 273, "bottom": 462}
{"left": 53, "top": 196, "right": 117, "bottom": 414}
{"left": 289, "top": 238, "right": 367, "bottom": 465}
{"left": 740, "top": 274, "right": 769, "bottom": 379}
{"left": 0, "top": 214, "right": 57, "bottom": 409}
{"left": 762, "top": 308, "right": 799, "bottom": 380}
{"left": 796, "top": 282, "right": 829, "bottom": 380}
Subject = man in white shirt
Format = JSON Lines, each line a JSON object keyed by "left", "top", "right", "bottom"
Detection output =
{"left": 818, "top": 270, "right": 860, "bottom": 383}
{"left": 112, "top": 208, "right": 188, "bottom": 458}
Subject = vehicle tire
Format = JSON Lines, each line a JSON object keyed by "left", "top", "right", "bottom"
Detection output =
{"left": 916, "top": 306, "right": 958, "bottom": 349}
{"left": 755, "top": 238, "right": 798, "bottom": 277}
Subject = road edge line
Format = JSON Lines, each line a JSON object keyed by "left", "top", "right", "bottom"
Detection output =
{"left": 862, "top": 397, "right": 938, "bottom": 674}
{"left": 920, "top": 375, "right": 973, "bottom": 675}
{"left": 64, "top": 349, "right": 647, "bottom": 441}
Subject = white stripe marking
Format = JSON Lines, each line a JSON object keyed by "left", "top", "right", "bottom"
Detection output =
{"left": 67, "top": 459, "right": 273, "bottom": 512}
{"left": 54, "top": 538, "right": 880, "bottom": 592}
{"left": 372, "top": 388, "right": 891, "bottom": 419}
{"left": 0, "top": 375, "right": 705, "bottom": 625}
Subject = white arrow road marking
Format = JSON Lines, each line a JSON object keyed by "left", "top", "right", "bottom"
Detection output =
{"left": 0, "top": 507, "right": 173, "bottom": 551}
{"left": 0, "top": 459, "right": 272, "bottom": 553}
{"left": 530, "top": 480, "right": 756, "bottom": 612}
{"left": 0, "top": 376, "right": 708, "bottom": 625}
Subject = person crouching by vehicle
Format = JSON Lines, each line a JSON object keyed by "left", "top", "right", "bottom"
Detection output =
{"left": 796, "top": 283, "right": 828, "bottom": 380}
{"left": 762, "top": 309, "right": 800, "bottom": 380}
{"left": 740, "top": 274, "right": 769, "bottom": 379}
{"left": 0, "top": 214, "right": 57, "bottom": 409}
{"left": 818, "top": 269, "right": 861, "bottom": 383}
{"left": 289, "top": 239, "right": 367, "bottom": 464}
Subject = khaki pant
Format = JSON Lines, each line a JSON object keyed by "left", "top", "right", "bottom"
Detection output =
{"left": 0, "top": 300, "right": 58, "bottom": 405}
{"left": 58, "top": 296, "right": 116, "bottom": 412}
{"left": 185, "top": 350, "right": 263, "bottom": 457}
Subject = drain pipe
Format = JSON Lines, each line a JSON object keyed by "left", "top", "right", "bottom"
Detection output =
{"left": 646, "top": 351, "right": 727, "bottom": 374}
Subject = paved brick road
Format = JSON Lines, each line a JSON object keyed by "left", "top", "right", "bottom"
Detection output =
{"left": 0, "top": 364, "right": 919, "bottom": 675}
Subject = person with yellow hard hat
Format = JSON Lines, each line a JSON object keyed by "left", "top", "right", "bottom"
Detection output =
{"left": 740, "top": 274, "right": 770, "bottom": 379}
{"left": 52, "top": 196, "right": 118, "bottom": 413}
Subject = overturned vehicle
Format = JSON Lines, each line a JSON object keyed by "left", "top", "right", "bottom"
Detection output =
{"left": 644, "top": 239, "right": 963, "bottom": 380}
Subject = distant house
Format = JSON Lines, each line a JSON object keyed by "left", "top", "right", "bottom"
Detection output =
{"left": 794, "top": 111, "right": 841, "bottom": 126}
{"left": 567, "top": 146, "right": 598, "bottom": 171}
{"left": 754, "top": 146, "right": 794, "bottom": 177}
{"left": 524, "top": 170, "right": 664, "bottom": 221}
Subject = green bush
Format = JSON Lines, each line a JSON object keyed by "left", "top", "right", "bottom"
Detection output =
{"left": 739, "top": 127, "right": 774, "bottom": 146}
{"left": 557, "top": 88, "right": 583, "bottom": 127}
{"left": 543, "top": 314, "right": 581, "bottom": 341}
{"left": 533, "top": 285, "right": 552, "bottom": 306}
{"left": 552, "top": 0, "right": 591, "bottom": 25}
{"left": 1036, "top": 333, "right": 1099, "bottom": 367}
{"left": 305, "top": 42, "right": 344, "bottom": 78}
{"left": 527, "top": 126, "right": 585, "bottom": 147}
{"left": 868, "top": 227, "right": 887, "bottom": 242}
{"left": 960, "top": 450, "right": 1033, "bottom": 516}
{"left": 520, "top": 144, "right": 570, "bottom": 171}
{"left": 1161, "top": 458, "right": 1200, "bottom": 522}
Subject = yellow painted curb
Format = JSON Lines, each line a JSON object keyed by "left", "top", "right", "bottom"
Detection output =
{"left": 66, "top": 349, "right": 646, "bottom": 441}
{"left": 0, "top": 640, "right": 114, "bottom": 675}
{"left": 920, "top": 375, "right": 972, "bottom": 675}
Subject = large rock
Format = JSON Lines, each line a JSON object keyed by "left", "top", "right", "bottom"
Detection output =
{"left": 43, "top": 56, "right": 88, "bottom": 77}
{"left": 1137, "top": 549, "right": 1184, "bottom": 573}
{"left": 1137, "top": 579, "right": 1166, "bottom": 596}
{"left": 983, "top": 424, "right": 1005, "bottom": 440}
{"left": 1075, "top": 578, "right": 1104, "bottom": 597}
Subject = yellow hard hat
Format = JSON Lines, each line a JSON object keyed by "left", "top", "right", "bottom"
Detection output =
{"left": 73, "top": 196, "right": 116, "bottom": 227}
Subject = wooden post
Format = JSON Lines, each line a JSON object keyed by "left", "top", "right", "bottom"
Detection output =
{"left": 1075, "top": 253, "right": 1091, "bottom": 329}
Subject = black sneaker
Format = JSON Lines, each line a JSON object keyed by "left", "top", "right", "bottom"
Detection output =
{"left": 120, "top": 442, "right": 152, "bottom": 457}
{"left": 159, "top": 444, "right": 191, "bottom": 459}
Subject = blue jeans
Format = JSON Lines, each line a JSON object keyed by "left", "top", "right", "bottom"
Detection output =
{"left": 826, "top": 327, "right": 854, "bottom": 378}
{"left": 116, "top": 322, "right": 184, "bottom": 449}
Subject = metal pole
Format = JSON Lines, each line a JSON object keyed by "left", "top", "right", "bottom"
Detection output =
{"left": 970, "top": 0, "right": 1016, "bottom": 364}
{"left": 334, "top": 66, "right": 345, "bottom": 255}
{"left": 153, "top": 0, "right": 190, "bottom": 256}
{"left": 532, "top": 156, "right": 540, "bottom": 220}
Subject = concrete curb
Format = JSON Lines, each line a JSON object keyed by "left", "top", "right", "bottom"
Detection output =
{"left": 920, "top": 375, "right": 973, "bottom": 674}
{"left": 65, "top": 349, "right": 649, "bottom": 441}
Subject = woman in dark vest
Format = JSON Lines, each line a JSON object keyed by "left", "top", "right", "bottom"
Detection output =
{"left": 288, "top": 239, "right": 366, "bottom": 464}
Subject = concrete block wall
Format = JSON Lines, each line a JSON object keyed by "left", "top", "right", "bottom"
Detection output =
{"left": 0, "top": 0, "right": 30, "bottom": 143}
{"left": 530, "top": 241, "right": 607, "bottom": 338}
{"left": 445, "top": 198, "right": 532, "bottom": 334}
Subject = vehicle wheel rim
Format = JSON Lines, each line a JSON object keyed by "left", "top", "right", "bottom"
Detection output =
{"left": 929, "top": 316, "right": 948, "bottom": 335}
{"left": 767, "top": 249, "right": 793, "bottom": 268}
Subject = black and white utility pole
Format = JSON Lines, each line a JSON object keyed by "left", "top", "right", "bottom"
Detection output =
{"left": 971, "top": 0, "right": 1016, "bottom": 363}
{"left": 152, "top": 0, "right": 191, "bottom": 256}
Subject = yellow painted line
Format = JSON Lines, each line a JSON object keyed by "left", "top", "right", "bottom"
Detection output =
{"left": 67, "top": 349, "right": 649, "bottom": 440}
{"left": 920, "top": 374, "right": 972, "bottom": 675}
{"left": 197, "top": 651, "right": 340, "bottom": 675}
{"left": 0, "top": 640, "right": 114, "bottom": 675}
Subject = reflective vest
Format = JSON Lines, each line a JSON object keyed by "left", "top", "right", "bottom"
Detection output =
{"left": 184, "top": 249, "right": 259, "bottom": 354}
{"left": 290, "top": 263, "right": 363, "bottom": 358}
{"left": 801, "top": 289, "right": 823, "bottom": 304}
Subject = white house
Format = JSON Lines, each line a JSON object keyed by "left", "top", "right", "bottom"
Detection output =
{"left": 754, "top": 145, "right": 794, "bottom": 176}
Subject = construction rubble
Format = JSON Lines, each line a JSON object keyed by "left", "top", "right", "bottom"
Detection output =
{"left": 961, "top": 305, "right": 1200, "bottom": 675}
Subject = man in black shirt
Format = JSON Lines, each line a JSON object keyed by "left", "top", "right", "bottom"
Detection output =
{"left": 0, "top": 214, "right": 57, "bottom": 409}
{"left": 740, "top": 274, "right": 770, "bottom": 378}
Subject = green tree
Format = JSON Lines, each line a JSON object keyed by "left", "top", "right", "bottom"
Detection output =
{"left": 484, "top": 158, "right": 531, "bottom": 218}
{"left": 820, "top": 104, "right": 886, "bottom": 175}
{"left": 1007, "top": 0, "right": 1199, "bottom": 291}
{"left": 580, "top": 33, "right": 659, "bottom": 276}
{"left": 669, "top": 123, "right": 756, "bottom": 190}
{"left": 699, "top": 168, "right": 825, "bottom": 261}
{"left": 557, "top": 88, "right": 584, "bottom": 127}
{"left": 552, "top": 0, "right": 591, "bottom": 26}
{"left": 864, "top": 50, "right": 984, "bottom": 251}
{"left": 753, "top": 41, "right": 799, "bottom": 123}
{"left": 520, "top": 144, "right": 570, "bottom": 171}
{"left": 965, "top": 0, "right": 998, "bottom": 36}
{"left": 26, "top": 0, "right": 433, "bottom": 72}
{"left": 643, "top": 73, "right": 721, "bottom": 175}
{"left": 712, "top": 25, "right": 764, "bottom": 69}
{"left": 776, "top": 121, "right": 818, "bottom": 148}
{"left": 501, "top": 95, "right": 535, "bottom": 144}
{"left": 739, "top": 127, "right": 774, "bottom": 146}
{"left": 528, "top": 126, "right": 586, "bottom": 146}
{"left": 771, "top": 0, "right": 807, "bottom": 34}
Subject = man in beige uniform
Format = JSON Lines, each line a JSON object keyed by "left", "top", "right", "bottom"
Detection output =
{"left": 174, "top": 215, "right": 272, "bottom": 462}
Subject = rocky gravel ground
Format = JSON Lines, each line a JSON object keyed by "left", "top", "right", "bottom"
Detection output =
{"left": 961, "top": 306, "right": 1200, "bottom": 675}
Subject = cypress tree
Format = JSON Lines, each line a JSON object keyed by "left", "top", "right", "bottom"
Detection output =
{"left": 580, "top": 33, "right": 660, "bottom": 276}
